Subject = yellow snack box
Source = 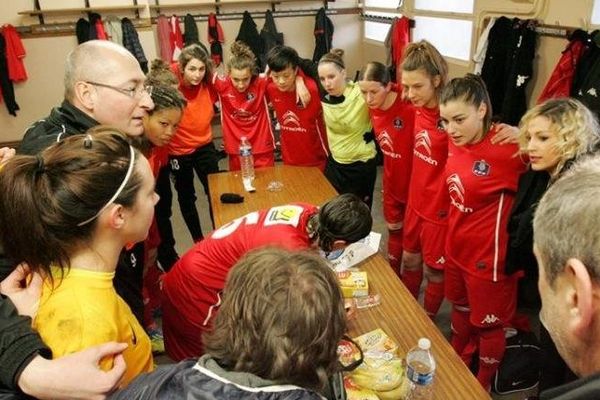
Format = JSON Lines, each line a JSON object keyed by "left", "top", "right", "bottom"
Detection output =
{"left": 337, "top": 270, "right": 369, "bottom": 298}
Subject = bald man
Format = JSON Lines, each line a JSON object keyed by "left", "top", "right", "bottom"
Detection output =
{"left": 19, "top": 40, "right": 154, "bottom": 155}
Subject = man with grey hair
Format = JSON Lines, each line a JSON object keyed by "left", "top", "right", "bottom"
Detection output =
{"left": 19, "top": 40, "right": 153, "bottom": 155}
{"left": 534, "top": 155, "right": 600, "bottom": 399}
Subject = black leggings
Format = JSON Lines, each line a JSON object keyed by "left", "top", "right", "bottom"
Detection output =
{"left": 169, "top": 143, "right": 219, "bottom": 241}
{"left": 324, "top": 156, "right": 377, "bottom": 209}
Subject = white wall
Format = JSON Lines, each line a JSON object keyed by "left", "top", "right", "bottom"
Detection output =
{"left": 0, "top": 0, "right": 363, "bottom": 142}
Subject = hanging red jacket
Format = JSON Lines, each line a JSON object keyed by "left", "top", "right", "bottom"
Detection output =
{"left": 537, "top": 30, "right": 588, "bottom": 103}
{"left": 208, "top": 13, "right": 224, "bottom": 66}
{"left": 170, "top": 15, "right": 184, "bottom": 61}
{"left": 390, "top": 17, "right": 411, "bottom": 69}
{"left": 2, "top": 24, "right": 27, "bottom": 82}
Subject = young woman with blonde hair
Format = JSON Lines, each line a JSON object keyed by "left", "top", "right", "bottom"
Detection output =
{"left": 507, "top": 97, "right": 600, "bottom": 391}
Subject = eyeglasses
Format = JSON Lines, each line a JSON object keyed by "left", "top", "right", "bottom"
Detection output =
{"left": 85, "top": 81, "right": 153, "bottom": 99}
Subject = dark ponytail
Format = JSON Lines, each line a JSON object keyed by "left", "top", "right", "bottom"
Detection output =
{"left": 0, "top": 128, "right": 142, "bottom": 276}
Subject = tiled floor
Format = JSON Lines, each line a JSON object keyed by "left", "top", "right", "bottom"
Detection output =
{"left": 165, "top": 158, "right": 536, "bottom": 400}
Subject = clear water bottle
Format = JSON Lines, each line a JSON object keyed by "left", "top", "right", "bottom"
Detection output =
{"left": 406, "top": 338, "right": 435, "bottom": 400}
{"left": 239, "top": 136, "right": 255, "bottom": 179}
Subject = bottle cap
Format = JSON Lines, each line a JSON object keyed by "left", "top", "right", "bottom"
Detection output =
{"left": 418, "top": 338, "right": 431, "bottom": 350}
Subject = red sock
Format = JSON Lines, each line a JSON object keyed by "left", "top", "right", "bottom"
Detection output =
{"left": 477, "top": 327, "right": 506, "bottom": 391}
{"left": 424, "top": 280, "right": 445, "bottom": 318}
{"left": 450, "top": 305, "right": 475, "bottom": 365}
{"left": 401, "top": 269, "right": 423, "bottom": 299}
{"left": 387, "top": 228, "right": 403, "bottom": 277}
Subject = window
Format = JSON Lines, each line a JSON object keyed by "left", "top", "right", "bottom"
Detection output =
{"left": 593, "top": 0, "right": 600, "bottom": 24}
{"left": 363, "top": 10, "right": 400, "bottom": 42}
{"left": 364, "top": 20, "right": 392, "bottom": 42}
{"left": 412, "top": 16, "right": 473, "bottom": 61}
{"left": 414, "top": 0, "right": 474, "bottom": 14}
{"left": 364, "top": 0, "right": 400, "bottom": 9}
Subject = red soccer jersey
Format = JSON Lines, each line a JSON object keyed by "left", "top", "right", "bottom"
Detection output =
{"left": 212, "top": 74, "right": 275, "bottom": 156}
{"left": 444, "top": 129, "right": 527, "bottom": 282}
{"left": 266, "top": 78, "right": 329, "bottom": 170}
{"left": 407, "top": 106, "right": 450, "bottom": 224}
{"left": 163, "top": 203, "right": 317, "bottom": 328}
{"left": 369, "top": 94, "right": 415, "bottom": 204}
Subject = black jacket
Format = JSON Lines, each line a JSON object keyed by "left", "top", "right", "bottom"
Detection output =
{"left": 312, "top": 7, "right": 333, "bottom": 63}
{"left": 236, "top": 11, "right": 265, "bottom": 71}
{"left": 260, "top": 10, "right": 283, "bottom": 67}
{"left": 110, "top": 357, "right": 326, "bottom": 400}
{"left": 122, "top": 18, "right": 148, "bottom": 73}
{"left": 183, "top": 13, "right": 199, "bottom": 46}
{"left": 19, "top": 100, "right": 98, "bottom": 155}
{"left": 505, "top": 169, "right": 550, "bottom": 277}
{"left": 541, "top": 372, "right": 600, "bottom": 400}
{"left": 0, "top": 295, "right": 50, "bottom": 392}
{"left": 481, "top": 17, "right": 537, "bottom": 125}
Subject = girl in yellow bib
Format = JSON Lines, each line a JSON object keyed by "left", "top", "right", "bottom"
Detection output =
{"left": 0, "top": 129, "right": 157, "bottom": 385}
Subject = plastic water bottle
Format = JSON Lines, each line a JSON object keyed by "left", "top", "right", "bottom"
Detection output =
{"left": 406, "top": 338, "right": 435, "bottom": 400}
{"left": 239, "top": 136, "right": 255, "bottom": 180}
{"left": 239, "top": 136, "right": 255, "bottom": 192}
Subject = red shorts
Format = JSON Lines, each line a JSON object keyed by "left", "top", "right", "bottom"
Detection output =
{"left": 382, "top": 193, "right": 406, "bottom": 227}
{"left": 228, "top": 151, "right": 275, "bottom": 171}
{"left": 403, "top": 205, "right": 446, "bottom": 269}
{"left": 445, "top": 262, "right": 518, "bottom": 328}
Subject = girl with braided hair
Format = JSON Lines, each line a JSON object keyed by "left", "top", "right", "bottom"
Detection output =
{"left": 139, "top": 67, "right": 187, "bottom": 353}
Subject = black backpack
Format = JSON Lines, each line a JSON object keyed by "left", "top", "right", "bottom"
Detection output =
{"left": 493, "top": 330, "right": 541, "bottom": 395}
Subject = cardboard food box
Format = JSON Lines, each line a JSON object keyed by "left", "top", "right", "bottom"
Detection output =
{"left": 337, "top": 270, "right": 368, "bottom": 298}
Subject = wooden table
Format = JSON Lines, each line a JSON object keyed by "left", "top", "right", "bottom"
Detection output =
{"left": 208, "top": 165, "right": 490, "bottom": 400}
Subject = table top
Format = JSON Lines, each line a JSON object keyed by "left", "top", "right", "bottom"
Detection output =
{"left": 208, "top": 165, "right": 490, "bottom": 399}
{"left": 209, "top": 165, "right": 339, "bottom": 227}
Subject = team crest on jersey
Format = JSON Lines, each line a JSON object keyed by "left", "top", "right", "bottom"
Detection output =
{"left": 472, "top": 160, "right": 491, "bottom": 176}
{"left": 246, "top": 92, "right": 256, "bottom": 101}
{"left": 393, "top": 117, "right": 403, "bottom": 129}
{"left": 264, "top": 205, "right": 303, "bottom": 227}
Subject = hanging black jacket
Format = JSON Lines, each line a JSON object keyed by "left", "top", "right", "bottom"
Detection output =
{"left": 481, "top": 17, "right": 537, "bottom": 125}
{"left": 122, "top": 17, "right": 148, "bottom": 73}
{"left": 260, "top": 10, "right": 283, "bottom": 66}
{"left": 0, "top": 34, "right": 19, "bottom": 116}
{"left": 18, "top": 101, "right": 146, "bottom": 325}
{"left": 500, "top": 19, "right": 538, "bottom": 125}
{"left": 572, "top": 31, "right": 600, "bottom": 118}
{"left": 183, "top": 13, "right": 199, "bottom": 46}
{"left": 236, "top": 11, "right": 265, "bottom": 71}
{"left": 312, "top": 7, "right": 333, "bottom": 62}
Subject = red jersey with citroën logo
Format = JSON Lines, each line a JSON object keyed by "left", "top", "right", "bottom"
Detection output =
{"left": 444, "top": 129, "right": 526, "bottom": 281}
{"left": 368, "top": 94, "right": 415, "bottom": 204}
{"left": 407, "top": 106, "right": 449, "bottom": 224}
{"left": 266, "top": 77, "right": 329, "bottom": 170}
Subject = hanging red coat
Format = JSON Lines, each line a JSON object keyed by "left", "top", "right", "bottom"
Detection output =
{"left": 208, "top": 13, "right": 224, "bottom": 66}
{"left": 170, "top": 15, "right": 184, "bottom": 61}
{"left": 1, "top": 24, "right": 27, "bottom": 82}
{"left": 537, "top": 30, "right": 588, "bottom": 104}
